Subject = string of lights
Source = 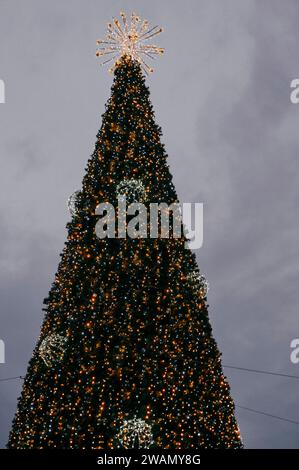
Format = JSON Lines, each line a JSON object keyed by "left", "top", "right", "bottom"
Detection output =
{"left": 2, "top": 365, "right": 299, "bottom": 382}
{"left": 1, "top": 369, "right": 298, "bottom": 427}
{"left": 5, "top": 52, "right": 243, "bottom": 449}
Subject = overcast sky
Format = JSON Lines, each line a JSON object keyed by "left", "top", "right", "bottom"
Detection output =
{"left": 0, "top": 0, "right": 299, "bottom": 448}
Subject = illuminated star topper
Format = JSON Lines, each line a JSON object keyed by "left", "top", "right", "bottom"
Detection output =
{"left": 96, "top": 12, "right": 164, "bottom": 74}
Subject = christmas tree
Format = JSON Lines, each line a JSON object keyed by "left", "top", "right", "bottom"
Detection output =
{"left": 8, "top": 13, "right": 242, "bottom": 449}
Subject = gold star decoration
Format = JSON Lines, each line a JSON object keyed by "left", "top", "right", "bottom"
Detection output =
{"left": 96, "top": 12, "right": 164, "bottom": 74}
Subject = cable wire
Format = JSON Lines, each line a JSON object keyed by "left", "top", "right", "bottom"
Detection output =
{"left": 0, "top": 376, "right": 24, "bottom": 382}
{"left": 236, "top": 405, "right": 299, "bottom": 425}
{"left": 224, "top": 364, "right": 299, "bottom": 380}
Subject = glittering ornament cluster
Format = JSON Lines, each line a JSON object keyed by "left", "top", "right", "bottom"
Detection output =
{"left": 187, "top": 271, "right": 210, "bottom": 299}
{"left": 96, "top": 12, "right": 164, "bottom": 74}
{"left": 67, "top": 190, "right": 81, "bottom": 217}
{"left": 116, "top": 418, "right": 154, "bottom": 448}
{"left": 38, "top": 334, "right": 67, "bottom": 367}
{"left": 116, "top": 178, "right": 146, "bottom": 204}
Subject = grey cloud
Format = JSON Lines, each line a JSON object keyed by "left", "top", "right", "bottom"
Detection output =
{"left": 0, "top": 0, "right": 299, "bottom": 448}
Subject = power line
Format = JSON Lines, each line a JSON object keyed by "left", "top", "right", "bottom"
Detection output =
{"left": 0, "top": 376, "right": 24, "bottom": 383}
{"left": 236, "top": 405, "right": 299, "bottom": 425}
{"left": 224, "top": 364, "right": 299, "bottom": 380}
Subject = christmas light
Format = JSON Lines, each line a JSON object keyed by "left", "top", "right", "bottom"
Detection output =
{"left": 38, "top": 334, "right": 67, "bottom": 367}
{"left": 187, "top": 271, "right": 210, "bottom": 299}
{"left": 116, "top": 418, "right": 154, "bottom": 448}
{"left": 96, "top": 12, "right": 164, "bottom": 74}
{"left": 116, "top": 178, "right": 146, "bottom": 203}
{"left": 8, "top": 40, "right": 242, "bottom": 451}
{"left": 67, "top": 190, "right": 81, "bottom": 217}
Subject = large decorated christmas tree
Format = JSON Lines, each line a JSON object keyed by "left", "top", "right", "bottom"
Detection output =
{"left": 8, "top": 13, "right": 242, "bottom": 449}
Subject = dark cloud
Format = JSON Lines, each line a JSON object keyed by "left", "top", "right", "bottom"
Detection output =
{"left": 0, "top": 0, "right": 299, "bottom": 448}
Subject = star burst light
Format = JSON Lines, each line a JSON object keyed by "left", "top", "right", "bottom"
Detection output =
{"left": 96, "top": 12, "right": 164, "bottom": 74}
